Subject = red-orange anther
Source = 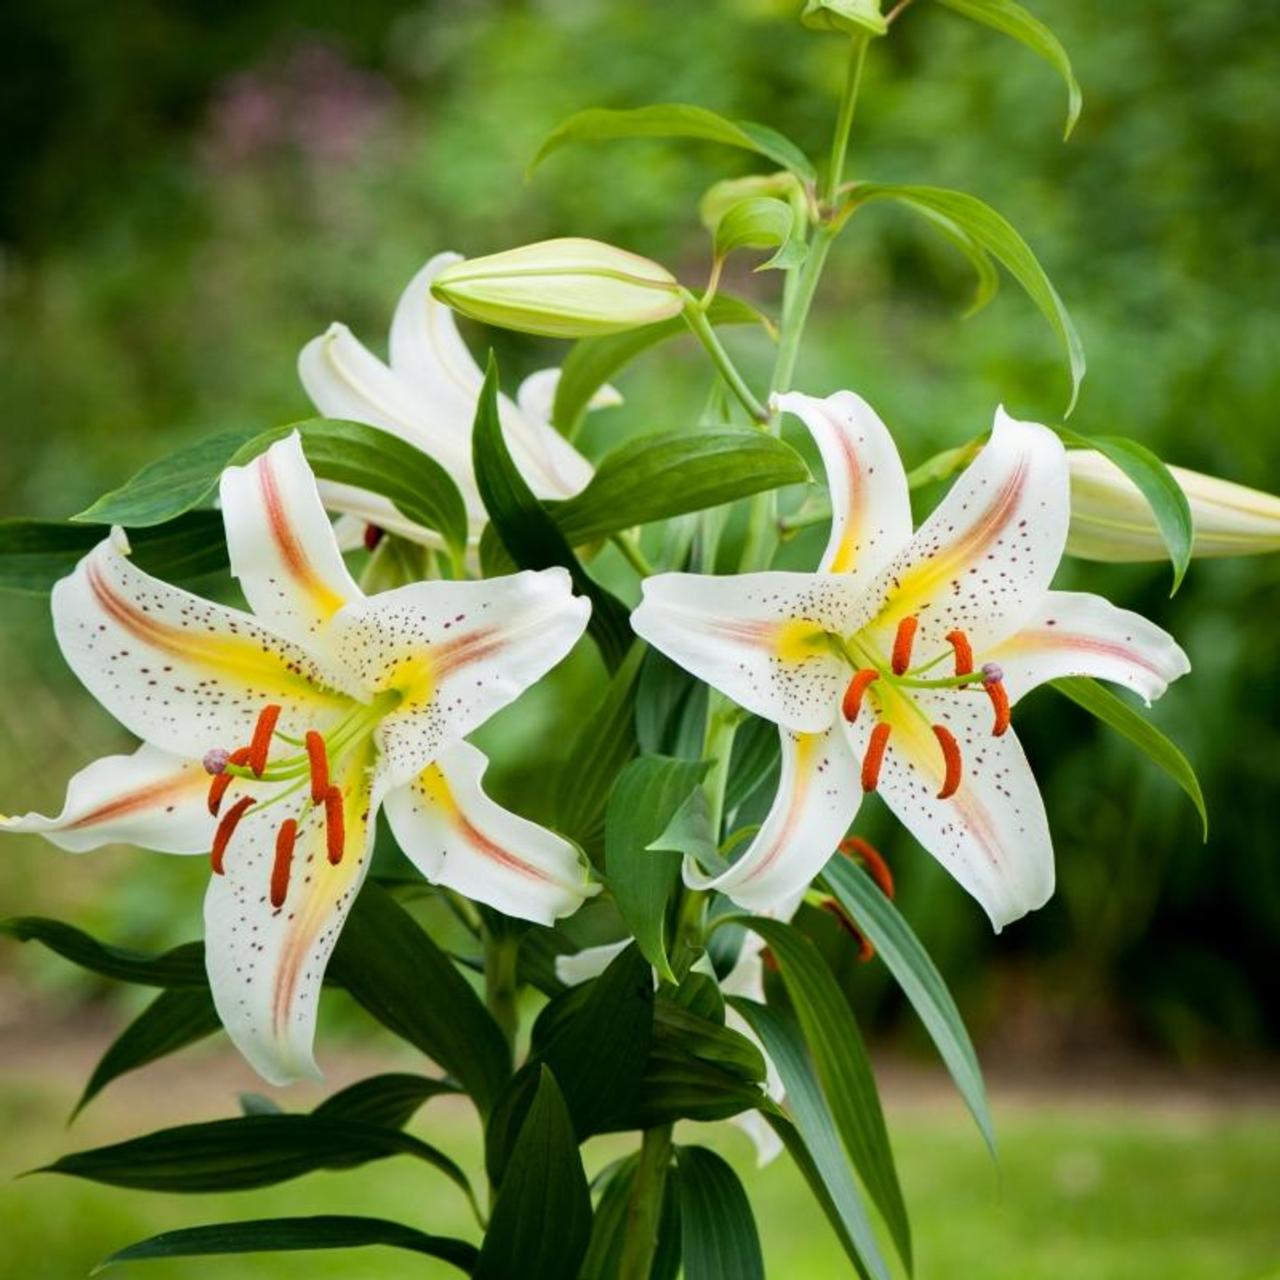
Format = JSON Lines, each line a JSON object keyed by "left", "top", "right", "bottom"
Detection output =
{"left": 210, "top": 795, "right": 254, "bottom": 874}
{"left": 305, "top": 730, "right": 329, "bottom": 804}
{"left": 861, "top": 722, "right": 892, "bottom": 792}
{"left": 363, "top": 523, "right": 385, "bottom": 552}
{"left": 985, "top": 678, "right": 1011, "bottom": 736}
{"left": 324, "top": 785, "right": 345, "bottom": 866}
{"left": 247, "top": 704, "right": 282, "bottom": 777}
{"left": 932, "top": 724, "right": 963, "bottom": 798}
{"left": 819, "top": 899, "right": 876, "bottom": 963}
{"left": 944, "top": 629, "right": 974, "bottom": 676}
{"left": 761, "top": 947, "right": 779, "bottom": 974}
{"left": 841, "top": 668, "right": 880, "bottom": 722}
{"left": 207, "top": 746, "right": 251, "bottom": 816}
{"left": 891, "top": 616, "right": 918, "bottom": 675}
{"left": 839, "top": 836, "right": 895, "bottom": 900}
{"left": 270, "top": 818, "right": 297, "bottom": 908}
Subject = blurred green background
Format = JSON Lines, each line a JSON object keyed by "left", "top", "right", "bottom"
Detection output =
{"left": 0, "top": 0, "right": 1277, "bottom": 1276}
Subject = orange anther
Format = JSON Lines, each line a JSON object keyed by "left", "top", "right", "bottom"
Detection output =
{"left": 984, "top": 677, "right": 1010, "bottom": 736}
{"left": 207, "top": 746, "right": 251, "bottom": 816}
{"left": 841, "top": 668, "right": 880, "bottom": 722}
{"left": 363, "top": 523, "right": 385, "bottom": 552}
{"left": 324, "top": 785, "right": 345, "bottom": 866}
{"left": 891, "top": 615, "right": 918, "bottom": 675}
{"left": 247, "top": 704, "right": 282, "bottom": 777}
{"left": 819, "top": 898, "right": 876, "bottom": 963}
{"left": 839, "top": 836, "right": 895, "bottom": 899}
{"left": 861, "top": 722, "right": 892, "bottom": 792}
{"left": 270, "top": 818, "right": 297, "bottom": 908}
{"left": 211, "top": 795, "right": 254, "bottom": 874}
{"left": 305, "top": 730, "right": 330, "bottom": 804}
{"left": 932, "top": 724, "right": 963, "bottom": 798}
{"left": 944, "top": 629, "right": 974, "bottom": 676}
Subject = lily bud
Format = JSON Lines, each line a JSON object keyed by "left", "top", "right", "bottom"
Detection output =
{"left": 429, "top": 238, "right": 683, "bottom": 338}
{"left": 800, "top": 0, "right": 887, "bottom": 37}
{"left": 1067, "top": 449, "right": 1280, "bottom": 561}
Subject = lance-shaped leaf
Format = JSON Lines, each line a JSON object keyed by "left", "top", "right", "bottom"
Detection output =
{"left": 74, "top": 419, "right": 469, "bottom": 563}
{"left": 676, "top": 1145, "right": 764, "bottom": 1280}
{"left": 933, "top": 0, "right": 1082, "bottom": 139}
{"left": 475, "top": 1068, "right": 592, "bottom": 1280}
{"left": 1050, "top": 677, "right": 1208, "bottom": 836}
{"left": 532, "top": 104, "right": 815, "bottom": 183}
{"left": 0, "top": 918, "right": 206, "bottom": 987}
{"left": 711, "top": 196, "right": 808, "bottom": 273}
{"left": 0, "top": 512, "right": 228, "bottom": 596}
{"left": 820, "top": 856, "right": 996, "bottom": 1155}
{"left": 74, "top": 988, "right": 222, "bottom": 1118}
{"left": 473, "top": 353, "right": 632, "bottom": 670}
{"left": 313, "top": 1073, "right": 460, "bottom": 1128}
{"left": 94, "top": 1216, "right": 479, "bottom": 1274}
{"left": 1057, "top": 427, "right": 1193, "bottom": 592}
{"left": 843, "top": 183, "right": 1085, "bottom": 413}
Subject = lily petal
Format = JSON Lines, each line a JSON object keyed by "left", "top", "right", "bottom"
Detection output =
{"left": 330, "top": 569, "right": 590, "bottom": 785}
{"left": 1, "top": 743, "right": 213, "bottom": 854}
{"left": 220, "top": 434, "right": 362, "bottom": 651}
{"left": 385, "top": 739, "right": 596, "bottom": 925}
{"left": 632, "top": 573, "right": 866, "bottom": 735}
{"left": 986, "top": 590, "right": 1190, "bottom": 706}
{"left": 554, "top": 939, "right": 631, "bottom": 986}
{"left": 855, "top": 682, "right": 1053, "bottom": 931}
{"left": 318, "top": 483, "right": 447, "bottom": 550}
{"left": 516, "top": 368, "right": 623, "bottom": 427}
{"left": 52, "top": 536, "right": 358, "bottom": 759}
{"left": 203, "top": 741, "right": 382, "bottom": 1085}
{"left": 685, "top": 725, "right": 860, "bottom": 910}
{"left": 866, "top": 409, "right": 1070, "bottom": 658}
{"left": 776, "top": 390, "right": 913, "bottom": 580}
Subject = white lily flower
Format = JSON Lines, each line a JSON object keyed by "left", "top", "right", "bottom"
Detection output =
{"left": 633, "top": 392, "right": 1191, "bottom": 930}
{"left": 298, "top": 252, "right": 620, "bottom": 546}
{"left": 1, "top": 434, "right": 595, "bottom": 1084}
{"left": 1068, "top": 448, "right": 1280, "bottom": 561}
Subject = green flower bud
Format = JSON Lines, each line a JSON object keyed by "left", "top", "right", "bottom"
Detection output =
{"left": 800, "top": 0, "right": 887, "bottom": 38}
{"left": 430, "top": 238, "right": 683, "bottom": 338}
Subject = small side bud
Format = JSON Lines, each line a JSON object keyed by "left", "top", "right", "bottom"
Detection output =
{"left": 800, "top": 0, "right": 887, "bottom": 37}
{"left": 430, "top": 238, "right": 683, "bottom": 338}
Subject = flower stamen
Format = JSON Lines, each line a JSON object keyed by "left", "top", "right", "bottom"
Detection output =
{"left": 841, "top": 668, "right": 880, "bottom": 721}
{"left": 207, "top": 747, "right": 251, "bottom": 816}
{"left": 891, "top": 616, "right": 918, "bottom": 676}
{"left": 324, "top": 786, "right": 345, "bottom": 865}
{"left": 211, "top": 795, "right": 254, "bottom": 874}
{"left": 838, "top": 836, "right": 895, "bottom": 899}
{"left": 363, "top": 523, "right": 385, "bottom": 552}
{"left": 247, "top": 704, "right": 283, "bottom": 777}
{"left": 944, "top": 629, "right": 974, "bottom": 676}
{"left": 861, "top": 722, "right": 892, "bottom": 792}
{"left": 932, "top": 723, "right": 963, "bottom": 798}
{"left": 982, "top": 664, "right": 1010, "bottom": 736}
{"left": 305, "top": 730, "right": 330, "bottom": 804}
{"left": 270, "top": 818, "right": 297, "bottom": 908}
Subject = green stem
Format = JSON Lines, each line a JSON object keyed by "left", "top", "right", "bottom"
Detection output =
{"left": 822, "top": 34, "right": 870, "bottom": 206}
{"left": 483, "top": 929, "right": 520, "bottom": 1057}
{"left": 680, "top": 291, "right": 769, "bottom": 423}
{"left": 618, "top": 1125, "right": 674, "bottom": 1280}
{"left": 612, "top": 531, "right": 657, "bottom": 577}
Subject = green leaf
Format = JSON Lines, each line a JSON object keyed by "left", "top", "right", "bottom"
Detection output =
{"left": 475, "top": 1068, "right": 592, "bottom": 1280}
{"left": 653, "top": 992, "right": 765, "bottom": 1084}
{"left": 734, "top": 917, "right": 911, "bottom": 1273}
{"left": 605, "top": 756, "right": 708, "bottom": 981}
{"left": 801, "top": 0, "right": 888, "bottom": 37}
{"left": 94, "top": 1216, "right": 478, "bottom": 1274}
{"left": 648, "top": 787, "right": 726, "bottom": 878}
{"left": 0, "top": 918, "right": 206, "bottom": 987}
{"left": 732, "top": 999, "right": 889, "bottom": 1280}
{"left": 0, "top": 512, "right": 228, "bottom": 596}
{"left": 553, "top": 294, "right": 769, "bottom": 437}
{"left": 74, "top": 988, "right": 221, "bottom": 1119}
{"left": 532, "top": 104, "right": 815, "bottom": 183}
{"left": 580, "top": 1155, "right": 641, "bottom": 1280}
{"left": 675, "top": 1145, "right": 764, "bottom": 1280}
{"left": 1058, "top": 428, "right": 1193, "bottom": 592}
{"left": 238, "top": 1094, "right": 282, "bottom": 1116}
{"left": 38, "top": 1114, "right": 478, "bottom": 1212}
{"left": 934, "top": 0, "right": 1082, "bottom": 139}
{"left": 906, "top": 204, "right": 1001, "bottom": 317}
{"left": 1050, "top": 677, "right": 1207, "bottom": 837}
{"left": 329, "top": 882, "right": 511, "bottom": 1117}
{"left": 553, "top": 428, "right": 810, "bottom": 545}
{"left": 819, "top": 857, "right": 996, "bottom": 1155}
{"left": 75, "top": 419, "right": 469, "bottom": 564}
{"left": 846, "top": 183, "right": 1085, "bottom": 413}
{"left": 313, "top": 1073, "right": 460, "bottom": 1129}
{"left": 472, "top": 353, "right": 631, "bottom": 670}
{"left": 724, "top": 716, "right": 782, "bottom": 817}
{"left": 712, "top": 196, "right": 808, "bottom": 272}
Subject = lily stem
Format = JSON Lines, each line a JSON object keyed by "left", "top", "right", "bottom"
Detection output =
{"left": 612, "top": 531, "right": 657, "bottom": 578}
{"left": 482, "top": 928, "right": 520, "bottom": 1058}
{"left": 680, "top": 291, "right": 769, "bottom": 424}
{"left": 822, "top": 33, "right": 870, "bottom": 207}
{"left": 617, "top": 1124, "right": 674, "bottom": 1280}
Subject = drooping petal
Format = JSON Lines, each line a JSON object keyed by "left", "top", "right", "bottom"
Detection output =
{"left": 515, "top": 368, "right": 623, "bottom": 427}
{"left": 632, "top": 572, "right": 867, "bottom": 735}
{"left": 384, "top": 740, "right": 596, "bottom": 925}
{"left": 203, "top": 740, "right": 382, "bottom": 1085}
{"left": 864, "top": 409, "right": 1070, "bottom": 660}
{"left": 220, "top": 434, "right": 361, "bottom": 651}
{"left": 330, "top": 569, "right": 590, "bottom": 785}
{"left": 685, "top": 725, "right": 860, "bottom": 910}
{"left": 775, "top": 390, "right": 913, "bottom": 581}
{"left": 0, "top": 744, "right": 213, "bottom": 854}
{"left": 52, "top": 535, "right": 360, "bottom": 759}
{"left": 553, "top": 939, "right": 632, "bottom": 986}
{"left": 855, "top": 681, "right": 1054, "bottom": 931}
{"left": 318, "top": 483, "right": 449, "bottom": 550}
{"left": 985, "top": 590, "right": 1190, "bottom": 706}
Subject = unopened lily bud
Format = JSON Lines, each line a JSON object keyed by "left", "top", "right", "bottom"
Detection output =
{"left": 1067, "top": 450, "right": 1280, "bottom": 562}
{"left": 800, "top": 0, "right": 887, "bottom": 37}
{"left": 429, "top": 238, "right": 683, "bottom": 338}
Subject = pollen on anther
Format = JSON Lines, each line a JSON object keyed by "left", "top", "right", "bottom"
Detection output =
{"left": 324, "top": 786, "right": 345, "bottom": 865}
{"left": 247, "top": 704, "right": 282, "bottom": 777}
{"left": 861, "top": 722, "right": 892, "bottom": 792}
{"left": 211, "top": 795, "right": 254, "bottom": 874}
{"left": 932, "top": 724, "right": 963, "bottom": 798}
{"left": 842, "top": 668, "right": 880, "bottom": 722}
{"left": 891, "top": 616, "right": 918, "bottom": 676}
{"left": 270, "top": 818, "right": 298, "bottom": 908}
{"left": 305, "top": 730, "right": 329, "bottom": 804}
{"left": 839, "top": 836, "right": 895, "bottom": 899}
{"left": 945, "top": 629, "right": 974, "bottom": 676}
